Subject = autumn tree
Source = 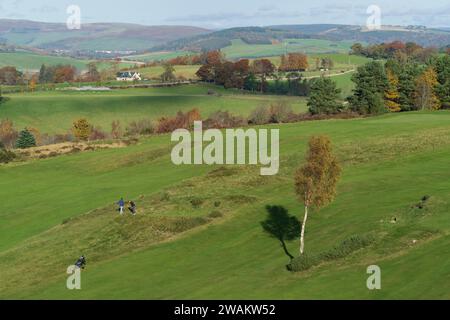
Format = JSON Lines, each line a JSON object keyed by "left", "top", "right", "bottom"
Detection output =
{"left": 196, "top": 64, "right": 214, "bottom": 82}
{"left": 414, "top": 67, "right": 440, "bottom": 110}
{"left": 53, "top": 65, "right": 76, "bottom": 83}
{"left": 294, "top": 136, "right": 341, "bottom": 255}
{"left": 0, "top": 119, "right": 18, "bottom": 149}
{"left": 0, "top": 66, "right": 21, "bottom": 85}
{"left": 251, "top": 59, "right": 275, "bottom": 92}
{"left": 72, "top": 118, "right": 92, "bottom": 141}
{"left": 29, "top": 78, "right": 36, "bottom": 92}
{"left": 279, "top": 53, "right": 309, "bottom": 72}
{"left": 384, "top": 69, "right": 401, "bottom": 112}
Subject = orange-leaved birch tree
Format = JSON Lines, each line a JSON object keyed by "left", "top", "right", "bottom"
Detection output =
{"left": 294, "top": 136, "right": 341, "bottom": 255}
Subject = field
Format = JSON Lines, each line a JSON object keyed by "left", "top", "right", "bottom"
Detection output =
{"left": 136, "top": 65, "right": 200, "bottom": 80}
{"left": 1, "top": 98, "right": 449, "bottom": 298}
{"left": 1, "top": 84, "right": 307, "bottom": 134}
{"left": 221, "top": 39, "right": 355, "bottom": 60}
{"left": 122, "top": 51, "right": 195, "bottom": 63}
{"left": 0, "top": 51, "right": 137, "bottom": 72}
{"left": 0, "top": 51, "right": 91, "bottom": 71}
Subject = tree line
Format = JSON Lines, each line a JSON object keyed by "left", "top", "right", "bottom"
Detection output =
{"left": 195, "top": 50, "right": 312, "bottom": 95}
{"left": 306, "top": 53, "right": 450, "bottom": 115}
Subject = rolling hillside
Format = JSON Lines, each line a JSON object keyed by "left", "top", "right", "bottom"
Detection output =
{"left": 0, "top": 19, "right": 210, "bottom": 52}
{"left": 1, "top": 108, "right": 449, "bottom": 299}
{"left": 154, "top": 24, "right": 450, "bottom": 53}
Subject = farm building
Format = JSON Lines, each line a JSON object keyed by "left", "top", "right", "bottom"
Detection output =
{"left": 116, "top": 71, "right": 141, "bottom": 81}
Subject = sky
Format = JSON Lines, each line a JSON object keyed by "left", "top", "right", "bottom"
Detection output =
{"left": 0, "top": 0, "right": 449, "bottom": 29}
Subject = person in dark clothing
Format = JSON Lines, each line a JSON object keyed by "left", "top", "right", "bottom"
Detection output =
{"left": 128, "top": 201, "right": 137, "bottom": 215}
{"left": 75, "top": 255, "right": 86, "bottom": 269}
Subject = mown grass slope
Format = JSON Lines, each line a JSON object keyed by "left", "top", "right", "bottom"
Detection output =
{"left": 0, "top": 111, "right": 449, "bottom": 299}
{"left": 1, "top": 84, "right": 307, "bottom": 134}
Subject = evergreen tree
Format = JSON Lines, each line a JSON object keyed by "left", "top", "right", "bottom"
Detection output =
{"left": 15, "top": 128, "right": 36, "bottom": 149}
{"left": 398, "top": 63, "right": 420, "bottom": 111}
{"left": 348, "top": 61, "right": 389, "bottom": 114}
{"left": 434, "top": 55, "right": 450, "bottom": 108}
{"left": 38, "top": 64, "right": 46, "bottom": 83}
{"left": 307, "top": 77, "right": 342, "bottom": 115}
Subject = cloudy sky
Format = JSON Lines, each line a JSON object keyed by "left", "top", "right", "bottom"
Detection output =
{"left": 0, "top": 0, "right": 449, "bottom": 28}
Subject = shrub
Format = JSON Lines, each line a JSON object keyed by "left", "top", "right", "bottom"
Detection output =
{"left": 248, "top": 105, "right": 271, "bottom": 125}
{"left": 111, "top": 120, "right": 123, "bottom": 139}
{"left": 89, "top": 126, "right": 108, "bottom": 141}
{"left": 15, "top": 128, "right": 36, "bottom": 149}
{"left": 269, "top": 101, "right": 294, "bottom": 123}
{"left": 318, "top": 235, "right": 374, "bottom": 261}
{"left": 287, "top": 234, "right": 374, "bottom": 272}
{"left": 53, "top": 133, "right": 74, "bottom": 144}
{"left": 157, "top": 109, "right": 201, "bottom": 133}
{"left": 0, "top": 148, "right": 16, "bottom": 163}
{"left": 126, "top": 119, "right": 155, "bottom": 136}
{"left": 204, "top": 110, "right": 245, "bottom": 129}
{"left": 160, "top": 192, "right": 170, "bottom": 201}
{"left": 27, "top": 127, "right": 42, "bottom": 146}
{"left": 214, "top": 201, "right": 221, "bottom": 208}
{"left": 208, "top": 210, "right": 223, "bottom": 218}
{"left": 72, "top": 118, "right": 92, "bottom": 141}
{"left": 286, "top": 253, "right": 319, "bottom": 272}
{"left": 190, "top": 197, "right": 204, "bottom": 208}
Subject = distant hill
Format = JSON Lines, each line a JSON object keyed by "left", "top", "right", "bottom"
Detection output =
{"left": 0, "top": 19, "right": 210, "bottom": 52}
{"left": 154, "top": 24, "right": 450, "bottom": 52}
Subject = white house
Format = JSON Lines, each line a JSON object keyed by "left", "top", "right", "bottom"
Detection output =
{"left": 116, "top": 71, "right": 142, "bottom": 81}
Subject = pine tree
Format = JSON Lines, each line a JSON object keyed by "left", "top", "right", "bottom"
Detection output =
{"left": 385, "top": 69, "right": 401, "bottom": 112}
{"left": 348, "top": 61, "right": 389, "bottom": 114}
{"left": 398, "top": 63, "right": 420, "bottom": 111}
{"left": 38, "top": 64, "right": 47, "bottom": 83}
{"left": 434, "top": 55, "right": 450, "bottom": 108}
{"left": 307, "top": 77, "right": 342, "bottom": 115}
{"left": 15, "top": 128, "right": 36, "bottom": 149}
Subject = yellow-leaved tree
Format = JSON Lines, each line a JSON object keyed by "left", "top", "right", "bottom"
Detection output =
{"left": 294, "top": 136, "right": 341, "bottom": 255}
{"left": 414, "top": 67, "right": 440, "bottom": 110}
{"left": 385, "top": 69, "right": 401, "bottom": 112}
{"left": 72, "top": 118, "right": 92, "bottom": 141}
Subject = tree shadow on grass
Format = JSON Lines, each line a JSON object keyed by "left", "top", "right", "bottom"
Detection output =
{"left": 261, "top": 205, "right": 301, "bottom": 261}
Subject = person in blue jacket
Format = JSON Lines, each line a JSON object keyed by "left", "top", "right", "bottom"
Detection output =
{"left": 117, "top": 197, "right": 125, "bottom": 215}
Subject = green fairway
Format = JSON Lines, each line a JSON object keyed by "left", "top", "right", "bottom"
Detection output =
{"left": 0, "top": 109, "right": 449, "bottom": 299}
{"left": 1, "top": 84, "right": 307, "bottom": 134}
